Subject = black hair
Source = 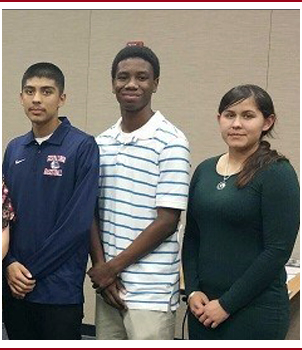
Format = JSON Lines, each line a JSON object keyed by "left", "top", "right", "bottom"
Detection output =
{"left": 219, "top": 84, "right": 287, "bottom": 187}
{"left": 111, "top": 45, "right": 160, "bottom": 80}
{"left": 21, "top": 62, "right": 65, "bottom": 95}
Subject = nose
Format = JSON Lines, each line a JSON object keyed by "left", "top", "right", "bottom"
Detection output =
{"left": 231, "top": 116, "right": 242, "bottom": 128}
{"left": 32, "top": 91, "right": 42, "bottom": 103}
{"left": 125, "top": 77, "right": 138, "bottom": 89}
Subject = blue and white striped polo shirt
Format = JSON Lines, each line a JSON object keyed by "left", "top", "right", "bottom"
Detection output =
{"left": 96, "top": 111, "right": 190, "bottom": 311}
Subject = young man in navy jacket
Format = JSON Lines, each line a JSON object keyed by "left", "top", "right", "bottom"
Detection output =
{"left": 2, "top": 62, "right": 99, "bottom": 340}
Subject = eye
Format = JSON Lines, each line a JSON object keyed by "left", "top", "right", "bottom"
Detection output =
{"left": 42, "top": 89, "right": 53, "bottom": 96}
{"left": 243, "top": 113, "right": 255, "bottom": 119}
{"left": 138, "top": 75, "right": 148, "bottom": 81}
{"left": 116, "top": 74, "right": 128, "bottom": 81}
{"left": 223, "top": 112, "right": 235, "bottom": 119}
{"left": 24, "top": 88, "right": 34, "bottom": 95}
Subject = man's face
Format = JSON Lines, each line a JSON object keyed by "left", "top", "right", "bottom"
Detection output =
{"left": 20, "top": 77, "right": 66, "bottom": 126}
{"left": 112, "top": 58, "right": 159, "bottom": 113}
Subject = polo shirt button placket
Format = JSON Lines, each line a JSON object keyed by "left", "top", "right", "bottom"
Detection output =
{"left": 33, "top": 144, "right": 42, "bottom": 173}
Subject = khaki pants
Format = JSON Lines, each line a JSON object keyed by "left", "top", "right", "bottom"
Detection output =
{"left": 95, "top": 294, "right": 176, "bottom": 340}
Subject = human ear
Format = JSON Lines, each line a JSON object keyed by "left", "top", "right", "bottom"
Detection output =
{"left": 262, "top": 114, "right": 275, "bottom": 131}
{"left": 152, "top": 78, "right": 159, "bottom": 93}
{"left": 58, "top": 93, "right": 66, "bottom": 108}
{"left": 112, "top": 79, "right": 116, "bottom": 94}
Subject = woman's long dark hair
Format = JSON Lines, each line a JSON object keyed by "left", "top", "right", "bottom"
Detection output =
{"left": 218, "top": 84, "right": 287, "bottom": 187}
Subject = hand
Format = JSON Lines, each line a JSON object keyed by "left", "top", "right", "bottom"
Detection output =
{"left": 98, "top": 279, "right": 127, "bottom": 310}
{"left": 87, "top": 261, "right": 118, "bottom": 290}
{"left": 6, "top": 262, "right": 36, "bottom": 299}
{"left": 198, "top": 299, "right": 229, "bottom": 329}
{"left": 188, "top": 291, "right": 210, "bottom": 318}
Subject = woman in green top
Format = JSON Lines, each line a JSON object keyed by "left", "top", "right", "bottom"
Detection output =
{"left": 182, "top": 84, "right": 299, "bottom": 340}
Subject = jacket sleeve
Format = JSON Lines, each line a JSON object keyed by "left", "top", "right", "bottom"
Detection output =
{"left": 219, "top": 161, "right": 300, "bottom": 314}
{"left": 182, "top": 164, "right": 202, "bottom": 296}
{"left": 23, "top": 136, "right": 99, "bottom": 280}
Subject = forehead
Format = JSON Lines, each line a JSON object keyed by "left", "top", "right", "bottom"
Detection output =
{"left": 23, "top": 76, "right": 58, "bottom": 89}
{"left": 226, "top": 97, "right": 259, "bottom": 111}
{"left": 116, "top": 57, "right": 153, "bottom": 75}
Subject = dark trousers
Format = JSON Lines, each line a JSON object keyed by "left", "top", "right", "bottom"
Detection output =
{"left": 3, "top": 282, "right": 83, "bottom": 340}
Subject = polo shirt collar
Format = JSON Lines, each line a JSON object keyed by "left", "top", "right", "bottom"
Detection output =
{"left": 110, "top": 111, "right": 164, "bottom": 143}
{"left": 23, "top": 117, "right": 71, "bottom": 146}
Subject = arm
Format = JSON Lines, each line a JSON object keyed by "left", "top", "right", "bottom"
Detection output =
{"left": 183, "top": 209, "right": 214, "bottom": 322}
{"left": 182, "top": 165, "right": 214, "bottom": 321}
{"left": 182, "top": 164, "right": 204, "bottom": 296}
{"left": 88, "top": 207, "right": 181, "bottom": 289}
{"left": 3, "top": 146, "right": 34, "bottom": 297}
{"left": 219, "top": 162, "right": 300, "bottom": 315}
{"left": 2, "top": 147, "right": 34, "bottom": 297}
{"left": 90, "top": 216, "right": 105, "bottom": 267}
{"left": 89, "top": 217, "right": 126, "bottom": 310}
{"left": 22, "top": 137, "right": 99, "bottom": 279}
{"left": 2, "top": 225, "right": 9, "bottom": 260}
{"left": 182, "top": 203, "right": 201, "bottom": 296}
{"left": 2, "top": 179, "right": 15, "bottom": 261}
{"left": 184, "top": 213, "right": 229, "bottom": 328}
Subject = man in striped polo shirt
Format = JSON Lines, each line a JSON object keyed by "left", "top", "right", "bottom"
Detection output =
{"left": 88, "top": 44, "right": 190, "bottom": 340}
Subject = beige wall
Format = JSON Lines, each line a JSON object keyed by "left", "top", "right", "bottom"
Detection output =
{"left": 3, "top": 10, "right": 300, "bottom": 326}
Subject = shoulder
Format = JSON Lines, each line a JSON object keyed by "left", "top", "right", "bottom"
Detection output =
{"left": 253, "top": 159, "right": 299, "bottom": 195}
{"left": 68, "top": 124, "right": 95, "bottom": 143}
{"left": 5, "top": 132, "right": 31, "bottom": 151}
{"left": 9, "top": 132, "right": 31, "bottom": 144}
{"left": 60, "top": 127, "right": 99, "bottom": 163}
{"left": 258, "top": 159, "right": 298, "bottom": 182}
{"left": 194, "top": 155, "right": 220, "bottom": 175}
{"left": 155, "top": 111, "right": 188, "bottom": 144}
{"left": 62, "top": 123, "right": 98, "bottom": 152}
{"left": 189, "top": 155, "right": 220, "bottom": 188}
{"left": 95, "top": 123, "right": 118, "bottom": 144}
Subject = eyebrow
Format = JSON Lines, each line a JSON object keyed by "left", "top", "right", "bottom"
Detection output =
{"left": 224, "top": 109, "right": 256, "bottom": 113}
{"left": 23, "top": 85, "right": 56, "bottom": 90}
{"left": 117, "top": 69, "right": 150, "bottom": 75}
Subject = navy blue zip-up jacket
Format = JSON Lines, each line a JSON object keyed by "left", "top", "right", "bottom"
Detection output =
{"left": 3, "top": 117, "right": 99, "bottom": 304}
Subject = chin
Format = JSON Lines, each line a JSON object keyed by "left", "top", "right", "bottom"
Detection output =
{"left": 227, "top": 141, "right": 245, "bottom": 148}
{"left": 124, "top": 105, "right": 138, "bottom": 112}
{"left": 28, "top": 116, "right": 45, "bottom": 123}
{"left": 228, "top": 143, "right": 249, "bottom": 152}
{"left": 123, "top": 104, "right": 145, "bottom": 113}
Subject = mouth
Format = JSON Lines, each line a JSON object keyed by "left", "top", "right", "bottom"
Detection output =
{"left": 228, "top": 133, "right": 245, "bottom": 137}
{"left": 121, "top": 94, "right": 141, "bottom": 103}
{"left": 29, "top": 107, "right": 46, "bottom": 114}
{"left": 122, "top": 93, "right": 140, "bottom": 98}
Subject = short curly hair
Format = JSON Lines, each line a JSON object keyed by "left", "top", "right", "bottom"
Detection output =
{"left": 111, "top": 45, "right": 160, "bottom": 80}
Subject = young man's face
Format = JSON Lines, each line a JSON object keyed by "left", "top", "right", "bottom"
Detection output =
{"left": 20, "top": 77, "right": 66, "bottom": 127}
{"left": 112, "top": 58, "right": 159, "bottom": 113}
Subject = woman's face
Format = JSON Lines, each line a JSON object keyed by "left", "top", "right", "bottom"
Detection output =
{"left": 217, "top": 97, "right": 274, "bottom": 153}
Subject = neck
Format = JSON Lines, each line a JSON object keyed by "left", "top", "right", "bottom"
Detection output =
{"left": 228, "top": 143, "right": 260, "bottom": 166}
{"left": 32, "top": 118, "right": 61, "bottom": 138}
{"left": 121, "top": 108, "right": 154, "bottom": 133}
